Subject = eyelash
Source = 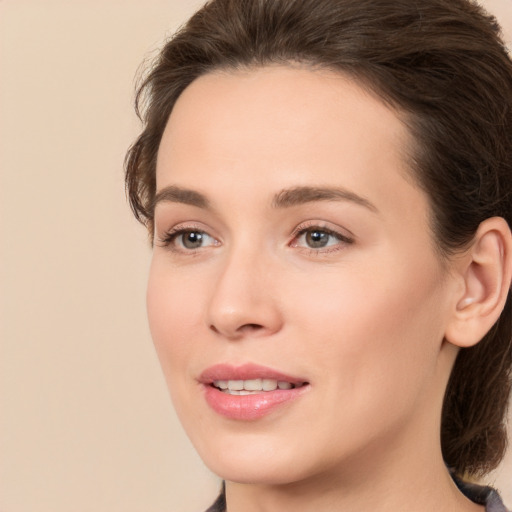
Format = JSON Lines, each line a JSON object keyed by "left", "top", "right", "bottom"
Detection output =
{"left": 157, "top": 225, "right": 215, "bottom": 253}
{"left": 290, "top": 223, "right": 354, "bottom": 254}
{"left": 157, "top": 223, "right": 354, "bottom": 255}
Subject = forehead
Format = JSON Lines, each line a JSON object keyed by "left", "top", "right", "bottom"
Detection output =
{"left": 156, "top": 65, "right": 424, "bottom": 221}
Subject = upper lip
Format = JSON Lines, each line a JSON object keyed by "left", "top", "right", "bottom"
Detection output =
{"left": 199, "top": 363, "right": 307, "bottom": 385}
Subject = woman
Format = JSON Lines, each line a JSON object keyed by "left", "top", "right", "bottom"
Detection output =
{"left": 125, "top": 0, "right": 512, "bottom": 510}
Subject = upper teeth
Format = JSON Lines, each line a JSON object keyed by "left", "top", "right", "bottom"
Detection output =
{"left": 213, "top": 379, "right": 294, "bottom": 392}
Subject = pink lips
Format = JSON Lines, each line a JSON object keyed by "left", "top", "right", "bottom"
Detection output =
{"left": 199, "top": 363, "right": 309, "bottom": 421}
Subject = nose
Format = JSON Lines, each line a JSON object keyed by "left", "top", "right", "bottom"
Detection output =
{"left": 206, "top": 247, "right": 284, "bottom": 340}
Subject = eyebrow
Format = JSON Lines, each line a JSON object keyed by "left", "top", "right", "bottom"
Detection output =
{"left": 153, "top": 185, "right": 378, "bottom": 213}
{"left": 153, "top": 185, "right": 210, "bottom": 210}
{"left": 272, "top": 186, "right": 378, "bottom": 212}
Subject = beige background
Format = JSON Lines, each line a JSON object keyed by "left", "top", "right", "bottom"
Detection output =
{"left": 1, "top": 1, "right": 511, "bottom": 511}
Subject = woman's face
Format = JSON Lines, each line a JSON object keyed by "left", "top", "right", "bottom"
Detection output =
{"left": 148, "top": 66, "right": 458, "bottom": 484}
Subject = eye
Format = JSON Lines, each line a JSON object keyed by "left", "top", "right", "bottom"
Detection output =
{"left": 179, "top": 230, "right": 212, "bottom": 249}
{"left": 291, "top": 225, "right": 353, "bottom": 251}
{"left": 158, "top": 228, "right": 219, "bottom": 251}
{"left": 302, "top": 229, "right": 335, "bottom": 248}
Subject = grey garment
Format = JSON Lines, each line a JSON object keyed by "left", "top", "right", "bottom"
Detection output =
{"left": 205, "top": 488, "right": 225, "bottom": 512}
{"left": 454, "top": 477, "right": 510, "bottom": 512}
{"left": 205, "top": 482, "right": 225, "bottom": 512}
{"left": 205, "top": 478, "right": 510, "bottom": 512}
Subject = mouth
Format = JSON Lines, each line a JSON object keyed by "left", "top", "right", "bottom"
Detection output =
{"left": 199, "top": 363, "right": 310, "bottom": 420}
{"left": 211, "top": 378, "right": 308, "bottom": 395}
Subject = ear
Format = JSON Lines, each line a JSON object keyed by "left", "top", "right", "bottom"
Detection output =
{"left": 444, "top": 217, "right": 512, "bottom": 348}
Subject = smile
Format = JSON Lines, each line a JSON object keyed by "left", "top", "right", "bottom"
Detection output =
{"left": 212, "top": 379, "right": 304, "bottom": 394}
{"left": 200, "top": 364, "right": 310, "bottom": 420}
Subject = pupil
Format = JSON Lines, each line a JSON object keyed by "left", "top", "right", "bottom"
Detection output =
{"left": 183, "top": 231, "right": 203, "bottom": 249}
{"left": 306, "top": 230, "right": 328, "bottom": 248}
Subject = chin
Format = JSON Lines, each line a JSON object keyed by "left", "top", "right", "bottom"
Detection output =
{"left": 191, "top": 430, "right": 313, "bottom": 485}
{"left": 206, "top": 458, "right": 307, "bottom": 486}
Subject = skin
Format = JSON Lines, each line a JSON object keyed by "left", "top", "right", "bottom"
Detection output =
{"left": 147, "top": 66, "right": 485, "bottom": 512}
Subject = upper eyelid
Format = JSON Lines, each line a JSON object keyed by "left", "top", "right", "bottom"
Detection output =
{"left": 295, "top": 225, "right": 349, "bottom": 238}
{"left": 292, "top": 228, "right": 352, "bottom": 247}
{"left": 168, "top": 226, "right": 209, "bottom": 238}
{"left": 158, "top": 221, "right": 213, "bottom": 238}
{"left": 292, "top": 221, "right": 355, "bottom": 240}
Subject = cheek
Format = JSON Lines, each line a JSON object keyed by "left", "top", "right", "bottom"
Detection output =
{"left": 146, "top": 259, "right": 213, "bottom": 432}
{"left": 280, "top": 267, "right": 447, "bottom": 467}
{"left": 288, "top": 260, "right": 447, "bottom": 403}
{"left": 293, "top": 262, "right": 443, "bottom": 340}
{"left": 146, "top": 259, "right": 203, "bottom": 375}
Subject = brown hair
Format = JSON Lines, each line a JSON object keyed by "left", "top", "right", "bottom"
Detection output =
{"left": 125, "top": 0, "right": 512, "bottom": 477}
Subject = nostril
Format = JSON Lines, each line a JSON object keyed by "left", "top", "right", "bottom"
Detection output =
{"left": 209, "top": 322, "right": 264, "bottom": 338}
{"left": 239, "top": 323, "right": 264, "bottom": 332}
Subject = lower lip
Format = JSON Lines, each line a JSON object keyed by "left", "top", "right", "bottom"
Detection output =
{"left": 203, "top": 385, "right": 308, "bottom": 420}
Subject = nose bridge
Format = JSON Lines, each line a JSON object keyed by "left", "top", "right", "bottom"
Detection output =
{"left": 206, "top": 236, "right": 282, "bottom": 339}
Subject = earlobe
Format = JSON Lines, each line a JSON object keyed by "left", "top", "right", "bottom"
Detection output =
{"left": 445, "top": 217, "right": 512, "bottom": 348}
